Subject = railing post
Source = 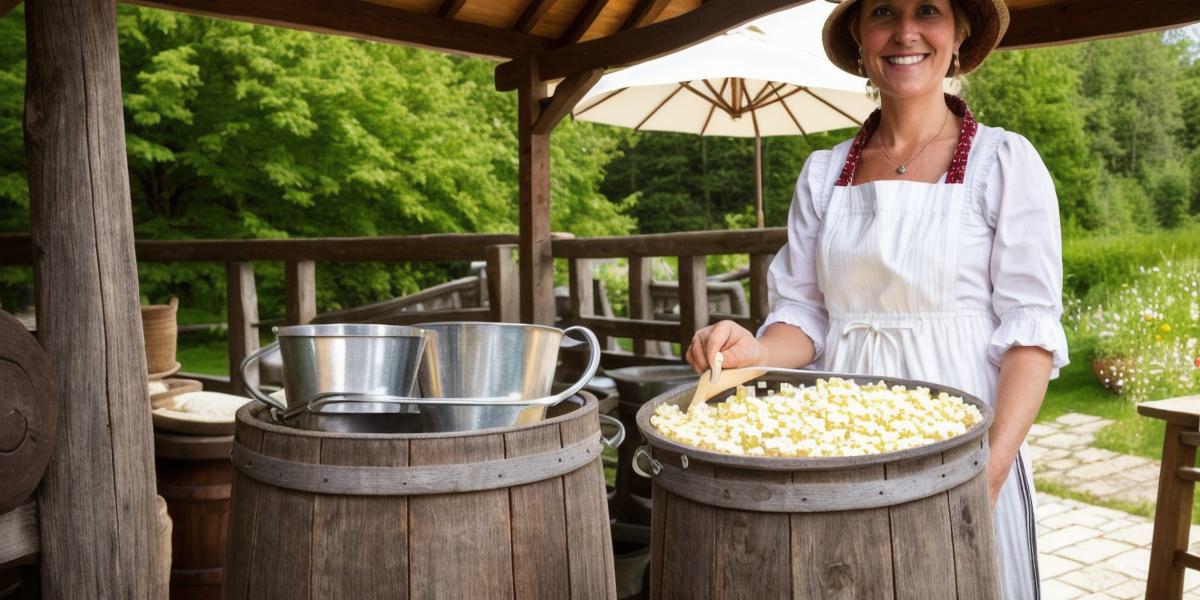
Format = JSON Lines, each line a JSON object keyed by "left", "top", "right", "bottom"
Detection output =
{"left": 749, "top": 253, "right": 771, "bottom": 330}
{"left": 678, "top": 255, "right": 708, "bottom": 350}
{"left": 227, "top": 261, "right": 259, "bottom": 395}
{"left": 285, "top": 260, "right": 316, "bottom": 325}
{"left": 486, "top": 244, "right": 519, "bottom": 323}
{"left": 628, "top": 257, "right": 652, "bottom": 355}
{"left": 568, "top": 258, "right": 594, "bottom": 318}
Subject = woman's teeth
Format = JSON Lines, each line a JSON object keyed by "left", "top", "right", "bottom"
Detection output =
{"left": 886, "top": 54, "right": 927, "bottom": 65}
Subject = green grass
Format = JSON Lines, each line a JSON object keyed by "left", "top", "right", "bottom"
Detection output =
{"left": 1038, "top": 336, "right": 1169, "bottom": 462}
{"left": 176, "top": 329, "right": 276, "bottom": 376}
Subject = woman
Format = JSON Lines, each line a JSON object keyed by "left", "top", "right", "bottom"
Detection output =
{"left": 685, "top": 0, "right": 1067, "bottom": 597}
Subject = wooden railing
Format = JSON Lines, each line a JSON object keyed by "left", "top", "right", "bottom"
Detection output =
{"left": 0, "top": 228, "right": 788, "bottom": 381}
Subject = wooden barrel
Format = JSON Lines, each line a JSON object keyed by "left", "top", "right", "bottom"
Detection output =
{"left": 154, "top": 431, "right": 234, "bottom": 600}
{"left": 636, "top": 373, "right": 999, "bottom": 599}
{"left": 223, "top": 393, "right": 616, "bottom": 599}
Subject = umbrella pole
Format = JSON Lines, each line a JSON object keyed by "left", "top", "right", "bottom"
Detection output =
{"left": 754, "top": 133, "right": 764, "bottom": 229}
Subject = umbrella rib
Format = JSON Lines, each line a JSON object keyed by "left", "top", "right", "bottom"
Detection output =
{"left": 700, "top": 100, "right": 718, "bottom": 136}
{"left": 681, "top": 82, "right": 731, "bottom": 114}
{"left": 802, "top": 87, "right": 865, "bottom": 126}
{"left": 572, "top": 86, "right": 627, "bottom": 118}
{"left": 635, "top": 82, "right": 686, "bottom": 131}
{"left": 771, "top": 84, "right": 808, "bottom": 138}
{"left": 742, "top": 83, "right": 760, "bottom": 139}
{"left": 749, "top": 80, "right": 778, "bottom": 107}
{"left": 701, "top": 79, "right": 737, "bottom": 115}
{"left": 753, "top": 85, "right": 805, "bottom": 111}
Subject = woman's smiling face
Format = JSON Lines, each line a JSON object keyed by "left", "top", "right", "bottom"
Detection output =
{"left": 856, "top": 0, "right": 962, "bottom": 99}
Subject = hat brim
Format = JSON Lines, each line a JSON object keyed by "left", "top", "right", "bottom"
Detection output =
{"left": 823, "top": 0, "right": 1009, "bottom": 77}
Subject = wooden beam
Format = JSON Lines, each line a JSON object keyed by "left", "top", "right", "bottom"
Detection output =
{"left": 557, "top": 0, "right": 609, "bottom": 46}
{"left": 496, "top": 0, "right": 810, "bottom": 90}
{"left": 0, "top": 0, "right": 21, "bottom": 17}
{"left": 514, "top": 0, "right": 555, "bottom": 33}
{"left": 517, "top": 59, "right": 555, "bottom": 325}
{"left": 126, "top": 0, "right": 553, "bottom": 60}
{"left": 678, "top": 255, "right": 708, "bottom": 345}
{"left": 552, "top": 228, "right": 787, "bottom": 259}
{"left": 24, "top": 0, "right": 162, "bottom": 593}
{"left": 226, "top": 262, "right": 259, "bottom": 395}
{"left": 533, "top": 67, "right": 602, "bottom": 135}
{"left": 1001, "top": 0, "right": 1200, "bottom": 49}
{"left": 620, "top": 0, "right": 671, "bottom": 30}
{"left": 436, "top": 0, "right": 468, "bottom": 19}
{"left": 628, "top": 257, "right": 653, "bottom": 355}
{"left": 485, "top": 244, "right": 519, "bottom": 322}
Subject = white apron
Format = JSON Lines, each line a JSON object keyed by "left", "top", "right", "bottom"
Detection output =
{"left": 816, "top": 149, "right": 1041, "bottom": 597}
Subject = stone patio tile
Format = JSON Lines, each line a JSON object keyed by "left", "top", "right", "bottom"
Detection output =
{"left": 1102, "top": 522, "right": 1155, "bottom": 545}
{"left": 1130, "top": 466, "right": 1161, "bottom": 482}
{"left": 1040, "top": 525, "right": 1104, "bottom": 553}
{"left": 1073, "top": 420, "right": 1114, "bottom": 435}
{"left": 1098, "top": 519, "right": 1137, "bottom": 533}
{"left": 1041, "top": 509, "right": 1111, "bottom": 530}
{"left": 1043, "top": 579, "right": 1088, "bottom": 599}
{"left": 1102, "top": 547, "right": 1151, "bottom": 579}
{"left": 1069, "top": 461, "right": 1127, "bottom": 480}
{"left": 1059, "top": 563, "right": 1135, "bottom": 593}
{"left": 1037, "top": 500, "right": 1074, "bottom": 520}
{"left": 1109, "top": 454, "right": 1151, "bottom": 469}
{"left": 1058, "top": 539, "right": 1137, "bottom": 565}
{"left": 1084, "top": 506, "right": 1136, "bottom": 522}
{"left": 1077, "top": 593, "right": 1119, "bottom": 600}
{"left": 1047, "top": 458, "right": 1082, "bottom": 471}
{"left": 1040, "top": 433, "right": 1088, "bottom": 449}
{"left": 1039, "top": 553, "right": 1085, "bottom": 579}
{"left": 1029, "top": 422, "right": 1059, "bottom": 437}
{"left": 1102, "top": 580, "right": 1145, "bottom": 600}
{"left": 1074, "top": 480, "right": 1131, "bottom": 497}
{"left": 1074, "top": 447, "right": 1120, "bottom": 462}
{"left": 1056, "top": 413, "right": 1104, "bottom": 426}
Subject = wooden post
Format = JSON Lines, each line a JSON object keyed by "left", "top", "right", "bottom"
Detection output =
{"left": 517, "top": 59, "right": 554, "bottom": 325}
{"left": 285, "top": 259, "right": 316, "bottom": 325}
{"left": 628, "top": 257, "right": 652, "bottom": 355}
{"left": 227, "top": 262, "right": 259, "bottom": 395}
{"left": 486, "top": 244, "right": 519, "bottom": 323}
{"left": 568, "top": 258, "right": 594, "bottom": 319}
{"left": 678, "top": 255, "right": 708, "bottom": 348}
{"left": 1146, "top": 422, "right": 1196, "bottom": 598}
{"left": 749, "top": 253, "right": 771, "bottom": 329}
{"left": 24, "top": 0, "right": 162, "bottom": 594}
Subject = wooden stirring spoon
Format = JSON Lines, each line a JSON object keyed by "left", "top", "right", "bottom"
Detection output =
{"left": 688, "top": 352, "right": 767, "bottom": 412}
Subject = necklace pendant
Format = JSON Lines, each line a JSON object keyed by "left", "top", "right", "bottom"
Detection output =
{"left": 896, "top": 165, "right": 907, "bottom": 175}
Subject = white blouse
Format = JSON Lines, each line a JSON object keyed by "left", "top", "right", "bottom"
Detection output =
{"left": 760, "top": 123, "right": 1070, "bottom": 379}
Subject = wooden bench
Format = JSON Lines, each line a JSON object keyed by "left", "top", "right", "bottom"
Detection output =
{"left": 1138, "top": 395, "right": 1200, "bottom": 598}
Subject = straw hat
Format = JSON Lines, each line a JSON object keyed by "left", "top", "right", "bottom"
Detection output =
{"left": 823, "top": 0, "right": 1009, "bottom": 77}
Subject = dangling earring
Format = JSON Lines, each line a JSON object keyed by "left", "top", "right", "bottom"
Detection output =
{"left": 859, "top": 53, "right": 879, "bottom": 103}
{"left": 951, "top": 51, "right": 963, "bottom": 91}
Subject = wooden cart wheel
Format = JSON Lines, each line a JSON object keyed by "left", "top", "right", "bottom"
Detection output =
{"left": 0, "top": 310, "right": 59, "bottom": 513}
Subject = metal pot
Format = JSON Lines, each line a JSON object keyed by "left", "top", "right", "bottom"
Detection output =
{"left": 239, "top": 323, "right": 430, "bottom": 421}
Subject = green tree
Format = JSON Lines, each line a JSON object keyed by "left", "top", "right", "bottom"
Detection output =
{"left": 965, "top": 45, "right": 1101, "bottom": 232}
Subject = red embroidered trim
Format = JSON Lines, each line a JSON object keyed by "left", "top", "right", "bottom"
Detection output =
{"left": 835, "top": 94, "right": 977, "bottom": 186}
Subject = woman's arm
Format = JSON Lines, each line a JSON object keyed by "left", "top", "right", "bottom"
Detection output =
{"left": 988, "top": 345, "right": 1054, "bottom": 507}
{"left": 685, "top": 320, "right": 816, "bottom": 372}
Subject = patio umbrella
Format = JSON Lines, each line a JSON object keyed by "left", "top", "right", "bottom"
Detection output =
{"left": 571, "top": 4, "right": 875, "bottom": 227}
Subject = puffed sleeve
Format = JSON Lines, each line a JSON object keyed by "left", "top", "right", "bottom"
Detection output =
{"left": 984, "top": 133, "right": 1070, "bottom": 378}
{"left": 757, "top": 151, "right": 830, "bottom": 365}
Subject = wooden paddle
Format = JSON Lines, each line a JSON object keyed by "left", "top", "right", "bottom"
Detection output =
{"left": 688, "top": 365, "right": 768, "bottom": 412}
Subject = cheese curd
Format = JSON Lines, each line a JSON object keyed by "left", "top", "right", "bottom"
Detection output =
{"left": 650, "top": 378, "right": 982, "bottom": 458}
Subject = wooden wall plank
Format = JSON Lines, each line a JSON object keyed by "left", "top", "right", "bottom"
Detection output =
{"left": 506, "top": 424, "right": 571, "bottom": 599}
{"left": 312, "top": 438, "right": 409, "bottom": 600}
{"left": 408, "top": 435, "right": 514, "bottom": 598}
{"left": 24, "top": 0, "right": 161, "bottom": 593}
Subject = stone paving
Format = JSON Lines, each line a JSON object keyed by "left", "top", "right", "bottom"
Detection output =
{"left": 1028, "top": 412, "right": 1189, "bottom": 599}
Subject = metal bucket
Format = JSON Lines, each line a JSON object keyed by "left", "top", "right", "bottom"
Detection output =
{"left": 414, "top": 322, "right": 601, "bottom": 432}
{"left": 240, "top": 324, "right": 430, "bottom": 424}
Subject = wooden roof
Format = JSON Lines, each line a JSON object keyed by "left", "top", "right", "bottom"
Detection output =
{"left": 4, "top": 0, "right": 1199, "bottom": 84}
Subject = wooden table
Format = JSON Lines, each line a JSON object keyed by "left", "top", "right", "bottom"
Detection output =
{"left": 1138, "top": 395, "right": 1200, "bottom": 599}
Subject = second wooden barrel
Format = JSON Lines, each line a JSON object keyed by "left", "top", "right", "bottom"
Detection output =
{"left": 154, "top": 431, "right": 233, "bottom": 600}
{"left": 636, "top": 373, "right": 1000, "bottom": 599}
{"left": 224, "top": 392, "right": 616, "bottom": 599}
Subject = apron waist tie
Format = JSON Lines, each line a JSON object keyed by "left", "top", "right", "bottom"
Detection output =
{"left": 840, "top": 320, "right": 917, "bottom": 375}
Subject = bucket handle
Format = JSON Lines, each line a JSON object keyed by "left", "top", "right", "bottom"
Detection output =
{"left": 305, "top": 325, "right": 603, "bottom": 412}
{"left": 239, "top": 342, "right": 288, "bottom": 413}
{"left": 598, "top": 414, "right": 625, "bottom": 449}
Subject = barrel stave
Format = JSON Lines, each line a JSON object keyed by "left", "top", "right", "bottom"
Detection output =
{"left": 660, "top": 458, "right": 717, "bottom": 600}
{"left": 506, "top": 424, "right": 571, "bottom": 599}
{"left": 312, "top": 438, "right": 409, "bottom": 599}
{"left": 560, "top": 403, "right": 618, "bottom": 600}
{"left": 887, "top": 452, "right": 958, "bottom": 600}
{"left": 222, "top": 424, "right": 263, "bottom": 599}
{"left": 945, "top": 438, "right": 1000, "bottom": 599}
{"left": 246, "top": 431, "right": 320, "bottom": 599}
{"left": 712, "top": 466, "right": 791, "bottom": 600}
{"left": 791, "top": 464, "right": 894, "bottom": 599}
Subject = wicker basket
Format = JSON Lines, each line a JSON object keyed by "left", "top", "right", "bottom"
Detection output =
{"left": 141, "top": 297, "right": 179, "bottom": 377}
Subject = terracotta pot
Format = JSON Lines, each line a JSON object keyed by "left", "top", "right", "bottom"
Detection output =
{"left": 142, "top": 297, "right": 179, "bottom": 377}
{"left": 1091, "top": 356, "right": 1132, "bottom": 393}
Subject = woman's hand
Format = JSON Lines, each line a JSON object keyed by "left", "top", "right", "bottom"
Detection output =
{"left": 986, "top": 459, "right": 1008, "bottom": 509}
{"left": 685, "top": 320, "right": 767, "bottom": 373}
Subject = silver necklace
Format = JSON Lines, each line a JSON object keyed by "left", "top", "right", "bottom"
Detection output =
{"left": 877, "top": 108, "right": 951, "bottom": 175}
